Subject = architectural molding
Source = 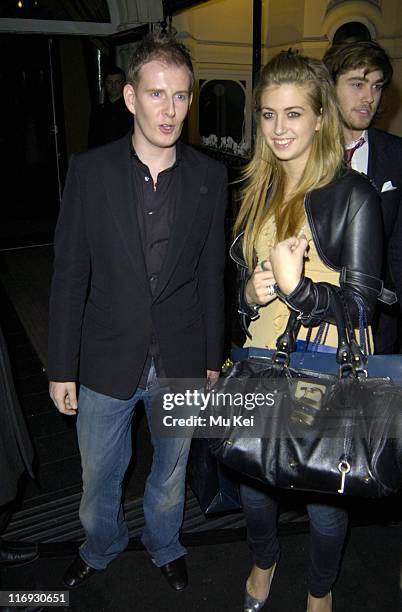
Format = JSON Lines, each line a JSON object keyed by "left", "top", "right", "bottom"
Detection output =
{"left": 0, "top": 18, "right": 115, "bottom": 36}
{"left": 115, "top": 0, "right": 163, "bottom": 27}
{"left": 323, "top": 0, "right": 382, "bottom": 42}
{"left": 0, "top": 1, "right": 162, "bottom": 36}
{"left": 325, "top": 15, "right": 378, "bottom": 42}
{"left": 328, "top": 0, "right": 380, "bottom": 9}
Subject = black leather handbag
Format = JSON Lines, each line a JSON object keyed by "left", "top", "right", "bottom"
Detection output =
{"left": 208, "top": 288, "right": 402, "bottom": 498}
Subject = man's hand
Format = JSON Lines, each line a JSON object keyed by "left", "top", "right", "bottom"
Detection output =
{"left": 206, "top": 370, "right": 220, "bottom": 389}
{"left": 49, "top": 381, "right": 78, "bottom": 415}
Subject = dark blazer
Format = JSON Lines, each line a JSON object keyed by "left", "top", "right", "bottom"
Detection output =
{"left": 48, "top": 134, "right": 227, "bottom": 399}
{"left": 367, "top": 127, "right": 402, "bottom": 353}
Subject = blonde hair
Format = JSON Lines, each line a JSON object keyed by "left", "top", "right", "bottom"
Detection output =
{"left": 234, "top": 51, "right": 344, "bottom": 270}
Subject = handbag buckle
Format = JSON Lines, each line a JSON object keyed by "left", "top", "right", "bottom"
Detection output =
{"left": 339, "top": 362, "right": 354, "bottom": 377}
{"left": 271, "top": 349, "right": 290, "bottom": 367}
{"left": 290, "top": 381, "right": 327, "bottom": 427}
{"left": 354, "top": 366, "right": 368, "bottom": 378}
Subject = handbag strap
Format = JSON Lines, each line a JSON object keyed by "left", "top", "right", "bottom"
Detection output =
{"left": 311, "top": 321, "right": 330, "bottom": 352}
{"left": 336, "top": 289, "right": 368, "bottom": 375}
{"left": 322, "top": 286, "right": 357, "bottom": 376}
{"left": 272, "top": 284, "right": 364, "bottom": 377}
{"left": 352, "top": 292, "right": 372, "bottom": 356}
{"left": 273, "top": 311, "right": 301, "bottom": 365}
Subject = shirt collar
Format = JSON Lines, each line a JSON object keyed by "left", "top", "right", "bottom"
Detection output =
{"left": 345, "top": 130, "right": 368, "bottom": 150}
{"left": 130, "top": 137, "right": 182, "bottom": 170}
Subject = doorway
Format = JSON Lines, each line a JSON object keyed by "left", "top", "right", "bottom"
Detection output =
{"left": 0, "top": 34, "right": 64, "bottom": 249}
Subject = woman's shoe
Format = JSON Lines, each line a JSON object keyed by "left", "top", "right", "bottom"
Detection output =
{"left": 243, "top": 589, "right": 268, "bottom": 611}
{"left": 243, "top": 563, "right": 276, "bottom": 611}
{"left": 306, "top": 591, "right": 332, "bottom": 612}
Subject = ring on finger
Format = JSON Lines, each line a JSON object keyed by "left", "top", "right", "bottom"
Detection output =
{"left": 266, "top": 284, "right": 276, "bottom": 296}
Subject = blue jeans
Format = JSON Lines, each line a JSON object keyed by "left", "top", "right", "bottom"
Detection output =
{"left": 240, "top": 482, "right": 348, "bottom": 597}
{"left": 76, "top": 364, "right": 191, "bottom": 570}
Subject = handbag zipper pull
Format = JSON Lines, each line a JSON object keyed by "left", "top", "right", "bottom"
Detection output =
{"left": 337, "top": 459, "right": 351, "bottom": 494}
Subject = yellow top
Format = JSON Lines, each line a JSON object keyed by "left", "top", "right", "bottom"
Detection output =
{"left": 244, "top": 217, "right": 370, "bottom": 350}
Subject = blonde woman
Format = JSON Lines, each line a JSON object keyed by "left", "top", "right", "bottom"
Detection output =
{"left": 232, "top": 52, "right": 384, "bottom": 612}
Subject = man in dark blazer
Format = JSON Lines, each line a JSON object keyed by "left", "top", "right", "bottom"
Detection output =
{"left": 324, "top": 40, "right": 402, "bottom": 354}
{"left": 48, "top": 33, "right": 227, "bottom": 591}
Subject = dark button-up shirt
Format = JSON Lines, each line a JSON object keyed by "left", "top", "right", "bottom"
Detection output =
{"left": 131, "top": 143, "right": 180, "bottom": 387}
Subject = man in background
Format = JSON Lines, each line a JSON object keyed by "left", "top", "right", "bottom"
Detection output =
{"left": 88, "top": 65, "right": 132, "bottom": 148}
{"left": 324, "top": 40, "right": 402, "bottom": 354}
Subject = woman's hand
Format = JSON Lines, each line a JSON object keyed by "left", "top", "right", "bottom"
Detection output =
{"left": 245, "top": 260, "right": 277, "bottom": 306}
{"left": 269, "top": 234, "right": 308, "bottom": 295}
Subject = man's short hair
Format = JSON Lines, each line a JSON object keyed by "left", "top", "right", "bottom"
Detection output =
{"left": 105, "top": 65, "right": 126, "bottom": 81}
{"left": 127, "top": 31, "right": 194, "bottom": 91}
{"left": 323, "top": 40, "right": 393, "bottom": 88}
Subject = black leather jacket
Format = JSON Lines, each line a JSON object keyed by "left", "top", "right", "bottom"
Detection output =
{"left": 231, "top": 169, "right": 395, "bottom": 336}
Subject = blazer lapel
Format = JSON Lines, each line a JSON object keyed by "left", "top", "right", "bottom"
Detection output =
{"left": 153, "top": 147, "right": 206, "bottom": 300}
{"left": 367, "top": 128, "right": 379, "bottom": 184}
{"left": 101, "top": 134, "right": 150, "bottom": 292}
